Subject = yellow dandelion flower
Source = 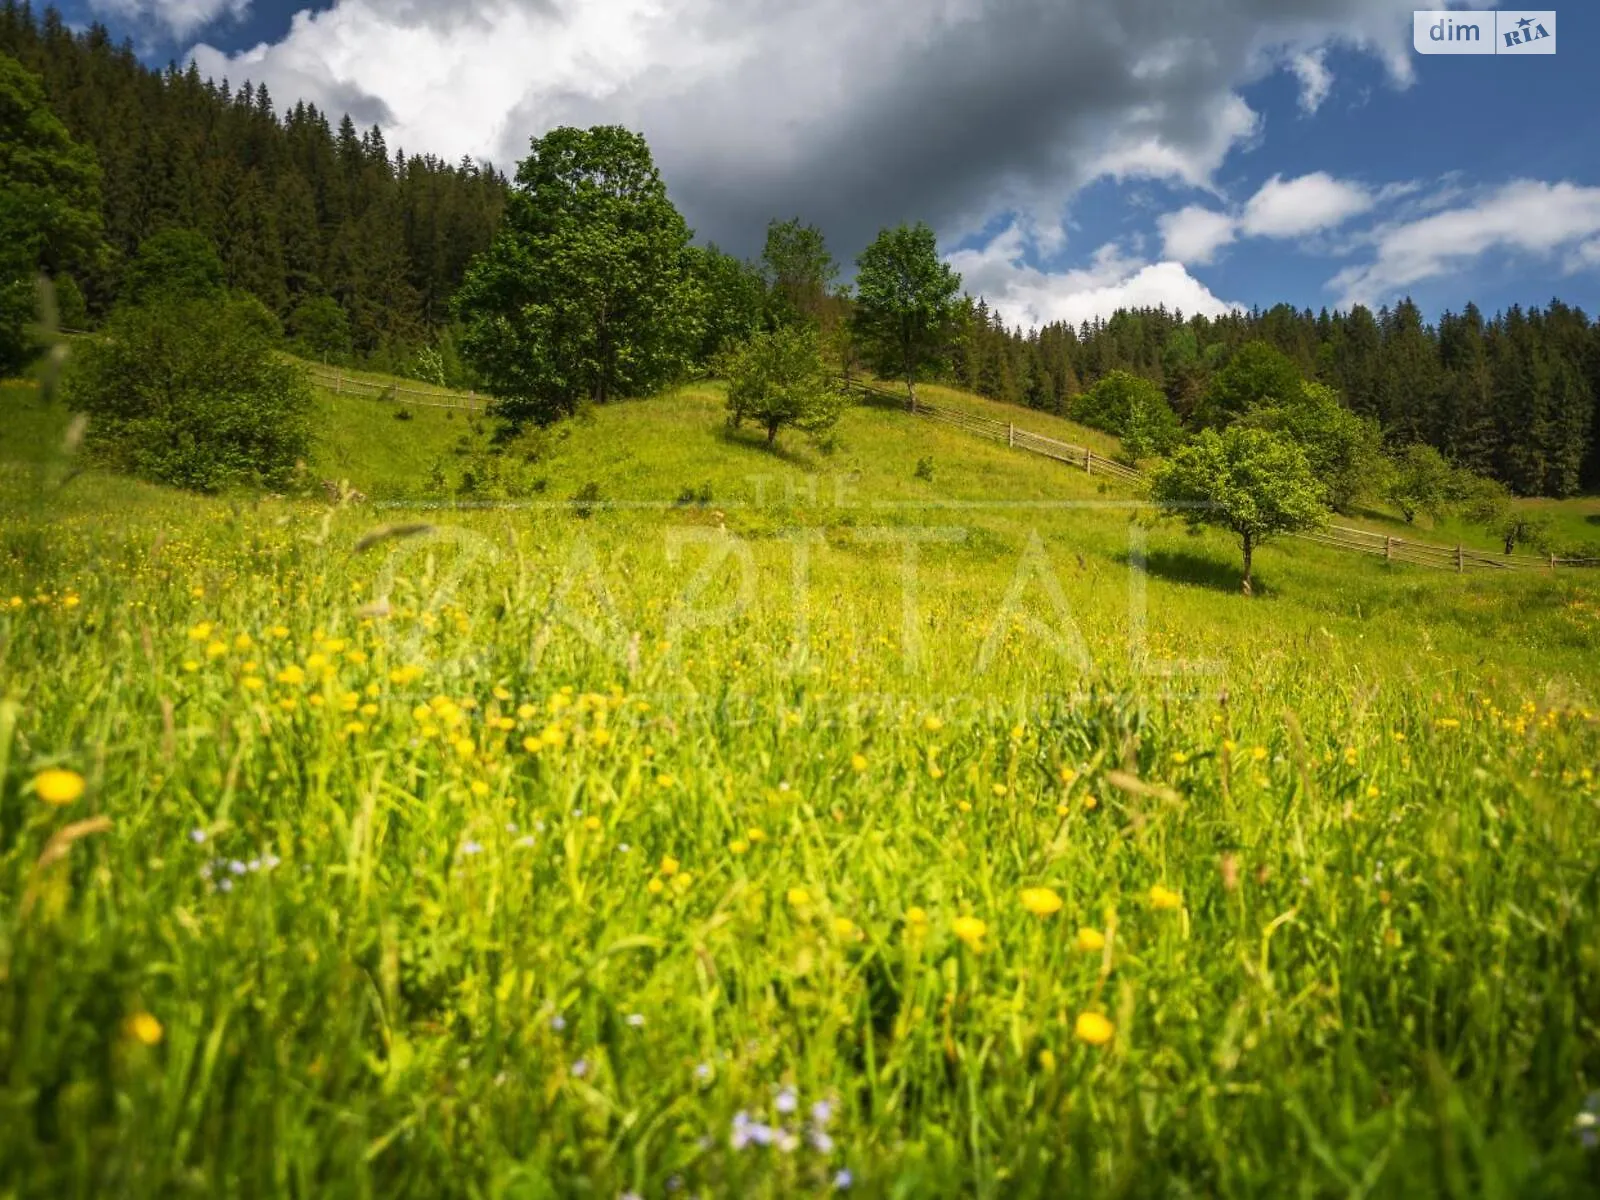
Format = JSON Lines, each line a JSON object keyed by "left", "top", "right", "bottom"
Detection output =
{"left": 660, "top": 855, "right": 680, "bottom": 877}
{"left": 182, "top": 660, "right": 200, "bottom": 673}
{"left": 1074, "top": 927, "right": 1106, "bottom": 953}
{"left": 1149, "top": 884, "right": 1182, "bottom": 911}
{"left": 127, "top": 1012, "right": 164, "bottom": 1046}
{"left": 187, "top": 622, "right": 213, "bottom": 642}
{"left": 1019, "top": 887, "right": 1063, "bottom": 917}
{"left": 454, "top": 737, "right": 475, "bottom": 761}
{"left": 747, "top": 828, "right": 768, "bottom": 843}
{"left": 276, "top": 665, "right": 305, "bottom": 686}
{"left": 242, "top": 676, "right": 265, "bottom": 692}
{"left": 833, "top": 917, "right": 860, "bottom": 940}
{"left": 1366, "top": 784, "right": 1380, "bottom": 799}
{"left": 992, "top": 783, "right": 1008, "bottom": 797}
{"left": 730, "top": 839, "right": 750, "bottom": 855}
{"left": 905, "top": 906, "right": 928, "bottom": 926}
{"left": 670, "top": 872, "right": 694, "bottom": 895}
{"left": 583, "top": 816, "right": 602, "bottom": 832}
{"left": 1074, "top": 1011, "right": 1114, "bottom": 1046}
{"left": 1058, "top": 766, "right": 1078, "bottom": 786}
{"left": 923, "top": 714, "right": 944, "bottom": 732}
{"left": 1251, "top": 746, "right": 1269, "bottom": 762}
{"left": 590, "top": 728, "right": 613, "bottom": 749}
{"left": 1170, "top": 750, "right": 1189, "bottom": 765}
{"left": 471, "top": 780, "right": 491, "bottom": 798}
{"left": 786, "top": 887, "right": 811, "bottom": 908}
{"left": 850, "top": 753, "right": 868, "bottom": 773}
{"left": 493, "top": 686, "right": 512, "bottom": 702}
{"left": 952, "top": 916, "right": 987, "bottom": 949}
{"left": 1038, "top": 1048, "right": 1057, "bottom": 1072}
{"left": 1082, "top": 795, "right": 1099, "bottom": 811}
{"left": 647, "top": 878, "right": 664, "bottom": 895}
{"left": 34, "top": 768, "right": 85, "bottom": 806}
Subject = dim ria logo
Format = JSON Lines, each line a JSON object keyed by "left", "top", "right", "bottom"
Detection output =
{"left": 1414, "top": 10, "right": 1556, "bottom": 55}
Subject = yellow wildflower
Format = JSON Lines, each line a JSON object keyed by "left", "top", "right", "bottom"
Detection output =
{"left": 952, "top": 916, "right": 987, "bottom": 950}
{"left": 1074, "top": 927, "right": 1106, "bottom": 953}
{"left": 127, "top": 1012, "right": 164, "bottom": 1046}
{"left": 850, "top": 753, "right": 868, "bottom": 773}
{"left": 1019, "top": 887, "right": 1063, "bottom": 917}
{"left": 1149, "top": 885, "right": 1182, "bottom": 911}
{"left": 786, "top": 887, "right": 811, "bottom": 908}
{"left": 1074, "top": 1011, "right": 1114, "bottom": 1046}
{"left": 34, "top": 768, "right": 85, "bottom": 806}
{"left": 660, "top": 855, "right": 680, "bottom": 877}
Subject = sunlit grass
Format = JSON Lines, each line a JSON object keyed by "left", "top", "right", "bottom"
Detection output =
{"left": 2, "top": 372, "right": 1599, "bottom": 1196}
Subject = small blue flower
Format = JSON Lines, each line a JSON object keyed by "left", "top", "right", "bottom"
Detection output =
{"left": 570, "top": 1058, "right": 589, "bottom": 1078}
{"left": 775, "top": 1086, "right": 798, "bottom": 1114}
{"left": 189, "top": 829, "right": 207, "bottom": 844}
{"left": 833, "top": 1168, "right": 853, "bottom": 1189}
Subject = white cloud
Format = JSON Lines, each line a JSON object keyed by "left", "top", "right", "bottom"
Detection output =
{"left": 1157, "top": 205, "right": 1237, "bottom": 265}
{"left": 93, "top": 0, "right": 248, "bottom": 38}
{"left": 1154, "top": 172, "right": 1375, "bottom": 265}
{"left": 946, "top": 225, "right": 1241, "bottom": 329}
{"left": 1241, "top": 172, "right": 1375, "bottom": 238}
{"left": 1330, "top": 180, "right": 1600, "bottom": 306}
{"left": 187, "top": 0, "right": 1432, "bottom": 259}
{"left": 1290, "top": 49, "right": 1333, "bottom": 113}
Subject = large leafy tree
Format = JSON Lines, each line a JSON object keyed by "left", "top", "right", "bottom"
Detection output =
{"left": 0, "top": 51, "right": 102, "bottom": 373}
{"left": 725, "top": 325, "right": 844, "bottom": 447}
{"left": 762, "top": 217, "right": 836, "bottom": 329}
{"left": 1383, "top": 442, "right": 1454, "bottom": 525}
{"left": 852, "top": 223, "right": 962, "bottom": 407}
{"left": 1195, "top": 341, "right": 1303, "bottom": 428}
{"left": 121, "top": 228, "right": 225, "bottom": 308}
{"left": 453, "top": 126, "right": 702, "bottom": 425}
{"left": 1151, "top": 427, "right": 1328, "bottom": 595}
{"left": 1242, "top": 381, "right": 1383, "bottom": 514}
{"left": 1071, "top": 369, "right": 1182, "bottom": 458}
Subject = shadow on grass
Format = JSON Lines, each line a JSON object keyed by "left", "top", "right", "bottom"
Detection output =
{"left": 716, "top": 423, "right": 816, "bottom": 467}
{"left": 1114, "top": 546, "right": 1265, "bottom": 596}
{"left": 1587, "top": 514, "right": 1600, "bottom": 527}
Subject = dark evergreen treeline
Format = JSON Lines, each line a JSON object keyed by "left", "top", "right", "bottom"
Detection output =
{"left": 0, "top": 1, "right": 508, "bottom": 363}
{"left": 947, "top": 296, "right": 1600, "bottom": 496}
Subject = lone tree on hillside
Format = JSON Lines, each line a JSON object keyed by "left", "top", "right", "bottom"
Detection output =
{"left": 725, "top": 325, "right": 844, "bottom": 447}
{"left": 852, "top": 223, "right": 962, "bottom": 408}
{"left": 1150, "top": 426, "right": 1328, "bottom": 596}
{"left": 452, "top": 126, "right": 702, "bottom": 426}
{"left": 1383, "top": 442, "right": 1454, "bottom": 524}
{"left": 0, "top": 52, "right": 103, "bottom": 374}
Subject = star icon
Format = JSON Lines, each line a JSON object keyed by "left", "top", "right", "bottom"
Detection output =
{"left": 1517, "top": 16, "right": 1533, "bottom": 29}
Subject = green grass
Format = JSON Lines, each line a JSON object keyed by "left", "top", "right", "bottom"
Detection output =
{"left": 2, "top": 368, "right": 1600, "bottom": 1197}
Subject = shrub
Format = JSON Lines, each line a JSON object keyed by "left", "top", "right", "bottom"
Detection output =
{"left": 1072, "top": 370, "right": 1182, "bottom": 457}
{"left": 914, "top": 455, "right": 935, "bottom": 481}
{"left": 63, "top": 296, "right": 311, "bottom": 492}
{"left": 572, "top": 480, "right": 602, "bottom": 519}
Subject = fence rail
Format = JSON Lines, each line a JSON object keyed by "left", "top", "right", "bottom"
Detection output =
{"left": 306, "top": 366, "right": 486, "bottom": 411}
{"left": 850, "top": 378, "right": 1597, "bottom": 574}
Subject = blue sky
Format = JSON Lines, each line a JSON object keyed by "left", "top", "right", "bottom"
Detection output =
{"left": 61, "top": 1, "right": 1600, "bottom": 327}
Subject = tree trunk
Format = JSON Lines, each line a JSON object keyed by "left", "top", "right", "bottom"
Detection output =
{"left": 766, "top": 422, "right": 779, "bottom": 447}
{"left": 905, "top": 348, "right": 916, "bottom": 411}
{"left": 1241, "top": 534, "right": 1254, "bottom": 597}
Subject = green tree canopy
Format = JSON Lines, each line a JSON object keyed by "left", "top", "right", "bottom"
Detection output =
{"left": 852, "top": 223, "right": 962, "bottom": 406}
{"left": 1150, "top": 426, "right": 1328, "bottom": 595}
{"left": 689, "top": 244, "right": 766, "bottom": 366}
{"left": 1241, "top": 381, "right": 1383, "bottom": 514}
{"left": 288, "top": 294, "right": 353, "bottom": 362}
{"left": 1383, "top": 442, "right": 1454, "bottom": 524}
{"left": 725, "top": 325, "right": 844, "bottom": 447}
{"left": 64, "top": 295, "right": 312, "bottom": 492}
{"left": 1197, "top": 341, "right": 1304, "bottom": 428}
{"left": 0, "top": 51, "right": 102, "bottom": 372}
{"left": 122, "top": 229, "right": 226, "bottom": 308}
{"left": 1070, "top": 369, "right": 1182, "bottom": 459}
{"left": 762, "top": 217, "right": 837, "bottom": 328}
{"left": 453, "top": 125, "right": 702, "bottom": 426}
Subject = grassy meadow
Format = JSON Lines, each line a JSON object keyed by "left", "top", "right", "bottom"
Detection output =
{"left": 2, "top": 369, "right": 1600, "bottom": 1197}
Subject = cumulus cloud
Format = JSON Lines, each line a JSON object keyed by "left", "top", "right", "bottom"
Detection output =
{"left": 1157, "top": 205, "right": 1238, "bottom": 265}
{"left": 946, "top": 225, "right": 1240, "bottom": 328}
{"left": 1329, "top": 180, "right": 1600, "bottom": 306}
{"left": 190, "top": 0, "right": 1429, "bottom": 259}
{"left": 1154, "top": 172, "right": 1375, "bottom": 265}
{"left": 1240, "top": 172, "right": 1375, "bottom": 238}
{"left": 93, "top": 0, "right": 249, "bottom": 39}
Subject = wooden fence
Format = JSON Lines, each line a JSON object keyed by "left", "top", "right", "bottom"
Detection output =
{"left": 307, "top": 365, "right": 486, "bottom": 412}
{"left": 851, "top": 379, "right": 1599, "bottom": 574}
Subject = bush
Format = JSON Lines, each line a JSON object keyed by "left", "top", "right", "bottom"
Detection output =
{"left": 63, "top": 296, "right": 312, "bottom": 492}
{"left": 914, "top": 456, "right": 935, "bottom": 481}
{"left": 572, "top": 480, "right": 603, "bottom": 519}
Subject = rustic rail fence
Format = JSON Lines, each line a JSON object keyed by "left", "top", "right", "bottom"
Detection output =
{"left": 306, "top": 365, "right": 486, "bottom": 412}
{"left": 850, "top": 378, "right": 1599, "bottom": 574}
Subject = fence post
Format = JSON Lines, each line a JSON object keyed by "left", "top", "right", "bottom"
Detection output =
{"left": 1085, "top": 450, "right": 1093, "bottom": 476}
{"left": 1385, "top": 536, "right": 1393, "bottom": 562}
{"left": 1549, "top": 552, "right": 1557, "bottom": 571}
{"left": 1455, "top": 544, "right": 1464, "bottom": 573}
{"left": 1008, "top": 423, "right": 1014, "bottom": 448}
{"left": 334, "top": 368, "right": 342, "bottom": 395}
